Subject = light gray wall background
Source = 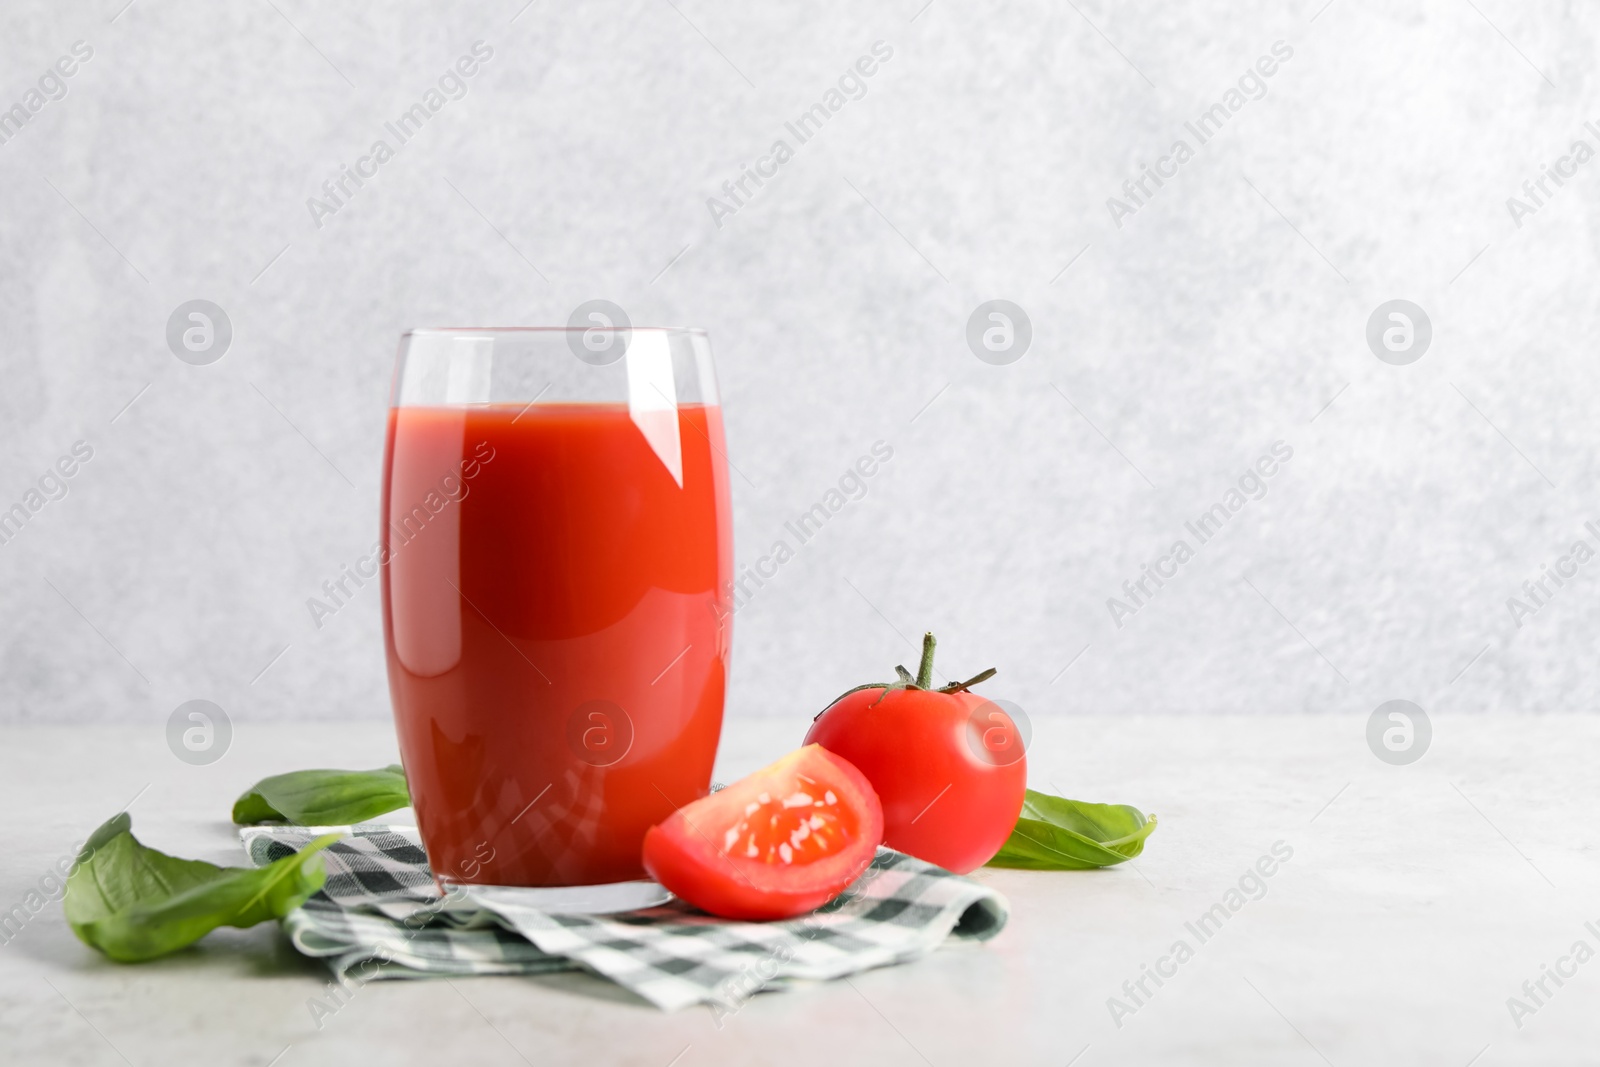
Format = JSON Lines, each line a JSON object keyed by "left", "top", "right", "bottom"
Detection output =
{"left": 1, "top": 0, "right": 1595, "bottom": 730}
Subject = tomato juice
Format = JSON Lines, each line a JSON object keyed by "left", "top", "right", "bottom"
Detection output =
{"left": 381, "top": 402, "right": 733, "bottom": 886}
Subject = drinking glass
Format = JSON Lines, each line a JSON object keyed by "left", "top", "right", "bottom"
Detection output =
{"left": 381, "top": 325, "right": 732, "bottom": 896}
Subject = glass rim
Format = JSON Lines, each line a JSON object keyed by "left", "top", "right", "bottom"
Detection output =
{"left": 401, "top": 325, "right": 709, "bottom": 338}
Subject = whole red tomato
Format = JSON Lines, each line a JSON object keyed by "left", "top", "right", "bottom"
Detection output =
{"left": 803, "top": 633, "right": 1026, "bottom": 874}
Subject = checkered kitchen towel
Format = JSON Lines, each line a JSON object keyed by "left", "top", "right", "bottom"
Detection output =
{"left": 241, "top": 825, "right": 1009, "bottom": 1012}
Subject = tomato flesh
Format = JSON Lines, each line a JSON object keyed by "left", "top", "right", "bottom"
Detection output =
{"left": 642, "top": 745, "right": 883, "bottom": 920}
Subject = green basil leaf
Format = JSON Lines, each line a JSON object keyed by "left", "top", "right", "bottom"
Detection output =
{"left": 64, "top": 814, "right": 338, "bottom": 962}
{"left": 986, "top": 790, "right": 1156, "bottom": 870}
{"left": 231, "top": 765, "right": 409, "bottom": 825}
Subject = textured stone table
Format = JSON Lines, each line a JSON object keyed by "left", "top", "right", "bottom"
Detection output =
{"left": 2, "top": 714, "right": 1596, "bottom": 1066}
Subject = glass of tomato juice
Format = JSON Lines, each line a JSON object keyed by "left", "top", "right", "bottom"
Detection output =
{"left": 381, "top": 325, "right": 732, "bottom": 892}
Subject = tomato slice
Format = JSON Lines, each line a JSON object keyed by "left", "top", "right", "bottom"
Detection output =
{"left": 642, "top": 745, "right": 883, "bottom": 920}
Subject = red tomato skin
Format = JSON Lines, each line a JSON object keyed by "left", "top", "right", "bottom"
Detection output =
{"left": 643, "top": 829, "right": 839, "bottom": 921}
{"left": 803, "top": 688, "right": 1026, "bottom": 874}
{"left": 642, "top": 745, "right": 883, "bottom": 921}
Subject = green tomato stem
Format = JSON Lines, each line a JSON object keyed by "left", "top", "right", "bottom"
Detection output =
{"left": 810, "top": 631, "right": 997, "bottom": 720}
{"left": 915, "top": 632, "right": 936, "bottom": 689}
{"left": 938, "top": 667, "right": 997, "bottom": 694}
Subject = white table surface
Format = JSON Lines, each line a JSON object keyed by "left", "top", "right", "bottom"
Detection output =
{"left": 2, "top": 714, "right": 1596, "bottom": 1067}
